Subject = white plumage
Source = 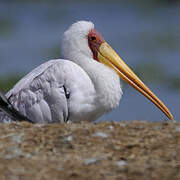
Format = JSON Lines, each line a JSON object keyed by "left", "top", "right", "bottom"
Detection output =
{"left": 0, "top": 20, "right": 173, "bottom": 123}
{"left": 0, "top": 21, "right": 122, "bottom": 123}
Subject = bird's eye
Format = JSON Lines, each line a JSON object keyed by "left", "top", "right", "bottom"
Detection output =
{"left": 91, "top": 36, "right": 96, "bottom": 41}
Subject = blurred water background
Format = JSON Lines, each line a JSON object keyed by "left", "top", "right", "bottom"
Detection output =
{"left": 0, "top": 0, "right": 180, "bottom": 121}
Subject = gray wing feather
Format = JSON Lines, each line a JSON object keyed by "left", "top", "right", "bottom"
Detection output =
{"left": 0, "top": 90, "right": 33, "bottom": 123}
{"left": 6, "top": 59, "right": 69, "bottom": 123}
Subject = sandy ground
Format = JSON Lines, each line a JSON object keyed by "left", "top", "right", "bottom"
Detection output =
{"left": 0, "top": 121, "right": 180, "bottom": 180}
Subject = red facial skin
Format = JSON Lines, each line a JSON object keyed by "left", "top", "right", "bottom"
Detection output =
{"left": 88, "top": 29, "right": 105, "bottom": 61}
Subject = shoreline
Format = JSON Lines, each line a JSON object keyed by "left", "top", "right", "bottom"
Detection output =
{"left": 0, "top": 121, "right": 179, "bottom": 179}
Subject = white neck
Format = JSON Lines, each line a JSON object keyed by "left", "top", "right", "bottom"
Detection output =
{"left": 73, "top": 53, "right": 123, "bottom": 112}
{"left": 61, "top": 20, "right": 123, "bottom": 113}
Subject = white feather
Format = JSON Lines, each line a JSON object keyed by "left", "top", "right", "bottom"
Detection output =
{"left": 1, "top": 21, "right": 123, "bottom": 123}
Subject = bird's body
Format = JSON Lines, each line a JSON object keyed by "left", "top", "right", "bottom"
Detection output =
{"left": 0, "top": 21, "right": 173, "bottom": 123}
{"left": 2, "top": 58, "right": 121, "bottom": 123}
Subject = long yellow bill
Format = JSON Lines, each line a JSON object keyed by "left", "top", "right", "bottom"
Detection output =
{"left": 98, "top": 42, "right": 173, "bottom": 121}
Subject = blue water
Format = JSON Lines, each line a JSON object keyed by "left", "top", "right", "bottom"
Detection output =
{"left": 0, "top": 1, "right": 180, "bottom": 121}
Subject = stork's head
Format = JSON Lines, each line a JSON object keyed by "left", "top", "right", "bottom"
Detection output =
{"left": 62, "top": 21, "right": 94, "bottom": 60}
{"left": 62, "top": 20, "right": 173, "bottom": 121}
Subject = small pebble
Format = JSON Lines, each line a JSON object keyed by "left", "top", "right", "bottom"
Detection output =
{"left": 12, "top": 134, "right": 24, "bottom": 144}
{"left": 84, "top": 158, "right": 99, "bottom": 165}
{"left": 175, "top": 127, "right": 180, "bottom": 132}
{"left": 119, "top": 123, "right": 127, "bottom": 127}
{"left": 108, "top": 125, "right": 114, "bottom": 130}
{"left": 92, "top": 132, "right": 108, "bottom": 138}
{"left": 152, "top": 126, "right": 161, "bottom": 131}
{"left": 35, "top": 124, "right": 46, "bottom": 127}
{"left": 64, "top": 135, "right": 73, "bottom": 142}
{"left": 116, "top": 160, "right": 127, "bottom": 167}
